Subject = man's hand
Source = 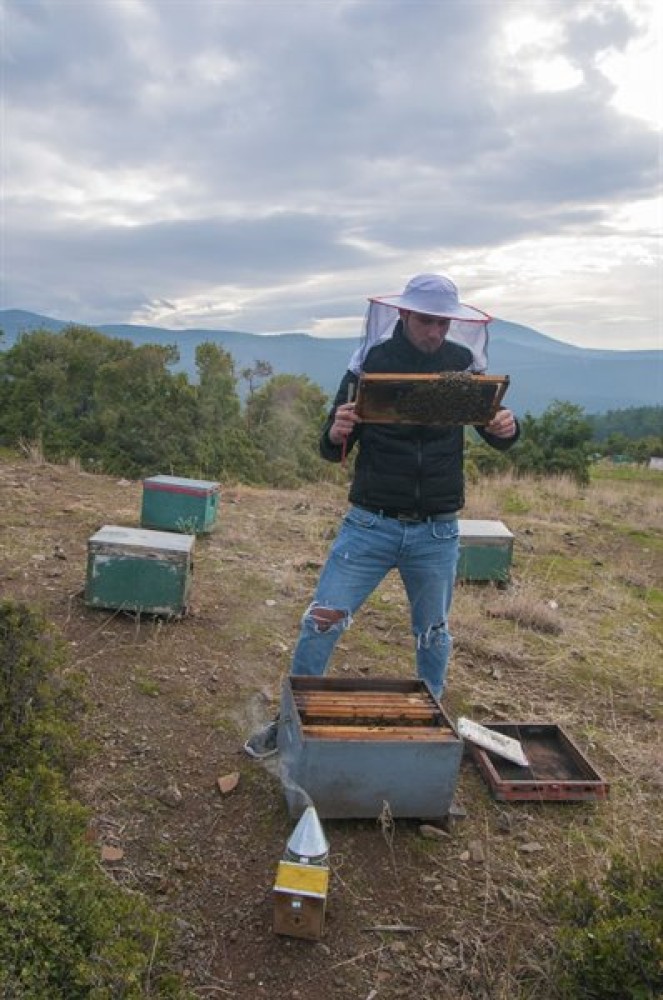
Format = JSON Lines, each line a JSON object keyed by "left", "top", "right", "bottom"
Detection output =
{"left": 485, "top": 408, "right": 517, "bottom": 439}
{"left": 329, "top": 402, "right": 360, "bottom": 446}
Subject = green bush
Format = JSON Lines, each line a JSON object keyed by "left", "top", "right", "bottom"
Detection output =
{"left": 550, "top": 854, "right": 663, "bottom": 1000}
{"left": 0, "top": 600, "right": 84, "bottom": 778}
{"left": 0, "top": 601, "right": 190, "bottom": 998}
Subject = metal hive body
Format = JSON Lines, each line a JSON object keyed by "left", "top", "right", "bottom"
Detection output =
{"left": 278, "top": 677, "right": 463, "bottom": 820}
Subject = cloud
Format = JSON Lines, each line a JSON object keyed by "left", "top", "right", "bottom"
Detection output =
{"left": 2, "top": 0, "right": 661, "bottom": 350}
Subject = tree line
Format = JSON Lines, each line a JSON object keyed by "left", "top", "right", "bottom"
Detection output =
{"left": 587, "top": 406, "right": 663, "bottom": 464}
{"left": 0, "top": 325, "right": 335, "bottom": 487}
{"left": 1, "top": 325, "right": 661, "bottom": 486}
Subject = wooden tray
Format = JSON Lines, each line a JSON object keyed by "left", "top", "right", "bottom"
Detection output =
{"left": 468, "top": 722, "right": 610, "bottom": 801}
{"left": 355, "top": 372, "right": 510, "bottom": 426}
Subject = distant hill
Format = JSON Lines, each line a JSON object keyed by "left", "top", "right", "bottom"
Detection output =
{"left": 1, "top": 308, "right": 661, "bottom": 415}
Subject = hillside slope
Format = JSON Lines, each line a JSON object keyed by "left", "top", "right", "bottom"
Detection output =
{"left": 0, "top": 455, "right": 661, "bottom": 998}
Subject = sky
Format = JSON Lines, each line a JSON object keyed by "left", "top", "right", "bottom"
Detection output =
{"left": 2, "top": 0, "right": 662, "bottom": 350}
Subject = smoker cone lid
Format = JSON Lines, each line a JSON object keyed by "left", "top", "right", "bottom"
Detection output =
{"left": 285, "top": 806, "right": 329, "bottom": 862}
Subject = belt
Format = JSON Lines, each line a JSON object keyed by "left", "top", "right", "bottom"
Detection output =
{"left": 356, "top": 504, "right": 457, "bottom": 524}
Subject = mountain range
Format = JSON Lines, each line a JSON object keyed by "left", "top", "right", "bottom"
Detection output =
{"left": 1, "top": 309, "right": 661, "bottom": 416}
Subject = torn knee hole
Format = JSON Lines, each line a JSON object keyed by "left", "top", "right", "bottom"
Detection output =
{"left": 310, "top": 607, "right": 346, "bottom": 632}
{"left": 417, "top": 622, "right": 447, "bottom": 649}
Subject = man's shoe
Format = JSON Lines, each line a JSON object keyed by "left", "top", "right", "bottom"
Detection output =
{"left": 243, "top": 719, "right": 279, "bottom": 759}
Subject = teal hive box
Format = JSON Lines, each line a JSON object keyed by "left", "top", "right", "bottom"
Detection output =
{"left": 457, "top": 519, "right": 514, "bottom": 583}
{"left": 141, "top": 475, "right": 220, "bottom": 534}
{"left": 85, "top": 525, "right": 195, "bottom": 616}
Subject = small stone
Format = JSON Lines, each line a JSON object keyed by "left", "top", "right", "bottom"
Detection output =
{"left": 101, "top": 844, "right": 124, "bottom": 863}
{"left": 469, "top": 840, "right": 486, "bottom": 863}
{"left": 519, "top": 842, "right": 544, "bottom": 854}
{"left": 157, "top": 781, "right": 183, "bottom": 808}
{"left": 419, "top": 824, "right": 449, "bottom": 840}
{"left": 217, "top": 771, "right": 240, "bottom": 796}
{"left": 459, "top": 850, "right": 470, "bottom": 862}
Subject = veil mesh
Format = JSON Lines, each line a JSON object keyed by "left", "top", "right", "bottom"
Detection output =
{"left": 347, "top": 301, "right": 490, "bottom": 376}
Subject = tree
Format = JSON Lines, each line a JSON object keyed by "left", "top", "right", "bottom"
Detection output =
{"left": 241, "top": 360, "right": 273, "bottom": 398}
{"left": 194, "top": 343, "right": 262, "bottom": 481}
{"left": 0, "top": 325, "right": 205, "bottom": 477}
{"left": 465, "top": 428, "right": 511, "bottom": 478}
{"left": 0, "top": 326, "right": 132, "bottom": 458}
{"left": 589, "top": 405, "right": 663, "bottom": 441}
{"left": 511, "top": 401, "right": 593, "bottom": 485}
{"left": 246, "top": 374, "right": 330, "bottom": 486}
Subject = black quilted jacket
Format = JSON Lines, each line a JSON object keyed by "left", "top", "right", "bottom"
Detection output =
{"left": 320, "top": 321, "right": 519, "bottom": 515}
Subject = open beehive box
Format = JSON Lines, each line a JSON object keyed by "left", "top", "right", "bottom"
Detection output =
{"left": 468, "top": 722, "right": 610, "bottom": 802}
{"left": 355, "top": 372, "right": 510, "bottom": 426}
{"left": 278, "top": 677, "right": 463, "bottom": 819}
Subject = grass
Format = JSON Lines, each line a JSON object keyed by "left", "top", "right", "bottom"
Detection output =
{"left": 135, "top": 674, "right": 161, "bottom": 697}
{"left": 591, "top": 463, "right": 663, "bottom": 485}
{"left": 619, "top": 526, "right": 663, "bottom": 550}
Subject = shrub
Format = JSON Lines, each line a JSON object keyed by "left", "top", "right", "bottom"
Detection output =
{"left": 0, "top": 600, "right": 85, "bottom": 778}
{"left": 0, "top": 601, "right": 189, "bottom": 998}
{"left": 549, "top": 854, "right": 663, "bottom": 1000}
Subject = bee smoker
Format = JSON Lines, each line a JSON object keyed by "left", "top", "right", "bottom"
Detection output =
{"left": 273, "top": 806, "right": 329, "bottom": 940}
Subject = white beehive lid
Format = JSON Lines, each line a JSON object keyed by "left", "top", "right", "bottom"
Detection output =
{"left": 457, "top": 717, "right": 529, "bottom": 766}
{"left": 458, "top": 519, "right": 514, "bottom": 541}
{"left": 143, "top": 475, "right": 220, "bottom": 492}
{"left": 89, "top": 525, "right": 195, "bottom": 553}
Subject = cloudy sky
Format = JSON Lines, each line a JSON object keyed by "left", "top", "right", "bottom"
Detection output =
{"left": 2, "top": 0, "right": 661, "bottom": 349}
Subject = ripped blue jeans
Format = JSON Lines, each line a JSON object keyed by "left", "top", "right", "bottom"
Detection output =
{"left": 290, "top": 505, "right": 460, "bottom": 700}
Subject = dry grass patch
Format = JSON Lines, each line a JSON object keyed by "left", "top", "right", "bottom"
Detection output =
{"left": 484, "top": 593, "right": 564, "bottom": 635}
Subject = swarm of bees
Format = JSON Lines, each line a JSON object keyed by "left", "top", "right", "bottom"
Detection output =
{"left": 393, "top": 371, "right": 494, "bottom": 424}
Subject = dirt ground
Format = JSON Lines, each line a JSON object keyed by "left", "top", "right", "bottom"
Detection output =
{"left": 1, "top": 458, "right": 661, "bottom": 1000}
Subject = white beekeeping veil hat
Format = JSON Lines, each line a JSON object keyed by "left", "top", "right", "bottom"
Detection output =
{"left": 348, "top": 273, "right": 491, "bottom": 375}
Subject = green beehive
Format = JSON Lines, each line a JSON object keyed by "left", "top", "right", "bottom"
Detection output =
{"left": 85, "top": 526, "right": 195, "bottom": 616}
{"left": 457, "top": 519, "right": 514, "bottom": 583}
{"left": 141, "top": 475, "right": 220, "bottom": 534}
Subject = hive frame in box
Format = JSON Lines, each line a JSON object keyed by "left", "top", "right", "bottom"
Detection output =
{"left": 355, "top": 372, "right": 510, "bottom": 426}
{"left": 278, "top": 676, "right": 463, "bottom": 820}
{"left": 468, "top": 722, "right": 610, "bottom": 802}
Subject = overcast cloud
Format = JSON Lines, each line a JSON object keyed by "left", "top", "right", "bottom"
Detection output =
{"left": 2, "top": 0, "right": 661, "bottom": 349}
